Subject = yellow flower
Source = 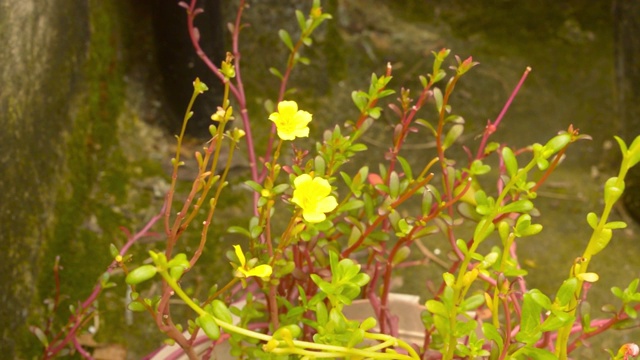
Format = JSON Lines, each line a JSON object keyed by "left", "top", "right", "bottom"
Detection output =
{"left": 268, "top": 101, "right": 312, "bottom": 140}
{"left": 233, "top": 245, "right": 272, "bottom": 280}
{"left": 291, "top": 174, "right": 338, "bottom": 223}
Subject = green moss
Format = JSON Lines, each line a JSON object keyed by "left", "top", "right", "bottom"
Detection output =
{"left": 26, "top": 0, "right": 139, "bottom": 357}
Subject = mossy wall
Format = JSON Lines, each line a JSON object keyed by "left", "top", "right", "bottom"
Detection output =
{"left": 0, "top": 0, "right": 131, "bottom": 357}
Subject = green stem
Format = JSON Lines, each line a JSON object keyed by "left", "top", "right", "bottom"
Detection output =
{"left": 444, "top": 159, "right": 538, "bottom": 360}
{"left": 160, "top": 267, "right": 417, "bottom": 359}
{"left": 555, "top": 154, "right": 632, "bottom": 359}
{"left": 555, "top": 185, "right": 622, "bottom": 359}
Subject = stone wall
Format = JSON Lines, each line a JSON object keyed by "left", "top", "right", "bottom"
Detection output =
{"left": 0, "top": 0, "right": 130, "bottom": 358}
{"left": 0, "top": 0, "right": 227, "bottom": 356}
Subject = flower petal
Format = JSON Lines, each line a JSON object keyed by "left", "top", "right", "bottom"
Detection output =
{"left": 233, "top": 245, "right": 246, "bottom": 267}
{"left": 316, "top": 196, "right": 338, "bottom": 213}
{"left": 246, "top": 264, "right": 273, "bottom": 278}
{"left": 278, "top": 100, "right": 298, "bottom": 115}
{"left": 276, "top": 129, "right": 296, "bottom": 141}
{"left": 294, "top": 174, "right": 312, "bottom": 188}
{"left": 292, "top": 127, "right": 310, "bottom": 138}
{"left": 312, "top": 177, "right": 332, "bottom": 196}
{"left": 302, "top": 210, "right": 327, "bottom": 223}
{"left": 294, "top": 110, "right": 312, "bottom": 127}
{"left": 269, "top": 101, "right": 312, "bottom": 141}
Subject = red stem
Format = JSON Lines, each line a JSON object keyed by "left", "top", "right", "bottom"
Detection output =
{"left": 475, "top": 67, "right": 531, "bottom": 160}
{"left": 44, "top": 210, "right": 163, "bottom": 358}
{"left": 186, "top": 0, "right": 260, "bottom": 202}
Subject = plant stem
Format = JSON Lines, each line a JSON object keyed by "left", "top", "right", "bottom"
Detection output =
{"left": 160, "top": 268, "right": 418, "bottom": 359}
{"left": 474, "top": 67, "right": 531, "bottom": 160}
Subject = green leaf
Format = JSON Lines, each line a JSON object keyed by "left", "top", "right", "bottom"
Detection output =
{"left": 298, "top": 56, "right": 311, "bottom": 65}
{"left": 302, "top": 36, "right": 312, "bottom": 46}
{"left": 269, "top": 67, "right": 283, "bottom": 80}
{"left": 127, "top": 300, "right": 147, "bottom": 312}
{"left": 392, "top": 246, "right": 410, "bottom": 265}
{"left": 272, "top": 183, "right": 290, "bottom": 195}
{"left": 519, "top": 347, "right": 558, "bottom": 360}
{"left": 528, "top": 289, "right": 552, "bottom": 310}
{"left": 613, "top": 318, "right": 637, "bottom": 330}
{"left": 443, "top": 124, "right": 464, "bottom": 149}
{"left": 502, "top": 147, "right": 518, "bottom": 177}
{"left": 461, "top": 294, "right": 485, "bottom": 311}
{"left": 444, "top": 114, "right": 464, "bottom": 124}
{"left": 349, "top": 143, "right": 368, "bottom": 152}
{"left": 627, "top": 278, "right": 640, "bottom": 294}
{"left": 611, "top": 286, "right": 624, "bottom": 299}
{"left": 340, "top": 200, "right": 364, "bottom": 212}
{"left": 627, "top": 135, "right": 640, "bottom": 168}
{"left": 443, "top": 272, "right": 455, "bottom": 287}
{"left": 555, "top": 278, "right": 578, "bottom": 306}
{"left": 351, "top": 91, "right": 368, "bottom": 111}
{"left": 615, "top": 135, "right": 629, "bottom": 155}
{"left": 433, "top": 87, "right": 443, "bottom": 113}
{"left": 167, "top": 253, "right": 189, "bottom": 269}
{"left": 500, "top": 199, "right": 533, "bottom": 214}
{"left": 340, "top": 171, "right": 352, "bottom": 187}
{"left": 540, "top": 311, "right": 574, "bottom": 331}
{"left": 250, "top": 224, "right": 264, "bottom": 239}
{"left": 516, "top": 292, "right": 543, "bottom": 345}
{"left": 482, "top": 323, "right": 503, "bottom": 350}
{"left": 295, "top": 10, "right": 306, "bottom": 31}
{"left": 624, "top": 304, "right": 638, "bottom": 319}
{"left": 109, "top": 244, "right": 119, "bottom": 259}
{"left": 314, "top": 155, "right": 326, "bottom": 177}
{"left": 315, "top": 301, "right": 328, "bottom": 325}
{"left": 389, "top": 171, "right": 400, "bottom": 199}
{"left": 125, "top": 265, "right": 157, "bottom": 285}
{"left": 347, "top": 225, "right": 362, "bottom": 247}
{"left": 169, "top": 266, "right": 185, "bottom": 280}
{"left": 454, "top": 319, "right": 478, "bottom": 337}
{"left": 368, "top": 107, "right": 381, "bottom": 119}
{"left": 30, "top": 326, "right": 49, "bottom": 347}
{"left": 421, "top": 189, "right": 434, "bottom": 214}
{"left": 378, "top": 89, "right": 396, "bottom": 98}
{"left": 586, "top": 212, "right": 599, "bottom": 229}
{"left": 311, "top": 274, "right": 335, "bottom": 294}
{"left": 514, "top": 214, "right": 543, "bottom": 237}
{"left": 360, "top": 317, "right": 377, "bottom": 331}
{"left": 278, "top": 29, "right": 294, "bottom": 51}
{"left": 211, "top": 300, "right": 233, "bottom": 324}
{"left": 426, "top": 300, "right": 448, "bottom": 317}
{"left": 604, "top": 221, "right": 627, "bottom": 230}
{"left": 543, "top": 133, "right": 571, "bottom": 155}
{"left": 416, "top": 119, "right": 437, "bottom": 136}
{"left": 244, "top": 180, "right": 263, "bottom": 192}
{"left": 419, "top": 75, "right": 428, "bottom": 88}
{"left": 473, "top": 218, "right": 495, "bottom": 243}
{"left": 469, "top": 159, "right": 491, "bottom": 175}
{"left": 587, "top": 228, "right": 612, "bottom": 256}
{"left": 397, "top": 156, "right": 413, "bottom": 180}
{"left": 456, "top": 239, "right": 469, "bottom": 254}
{"left": 227, "top": 226, "right": 251, "bottom": 238}
{"left": 196, "top": 314, "right": 220, "bottom": 340}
